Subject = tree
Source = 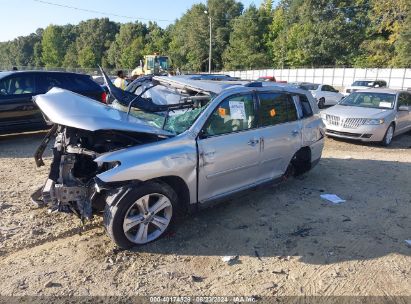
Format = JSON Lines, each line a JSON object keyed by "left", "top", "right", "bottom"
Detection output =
{"left": 394, "top": 12, "right": 411, "bottom": 67}
{"left": 355, "top": 0, "right": 409, "bottom": 67}
{"left": 41, "top": 25, "right": 65, "bottom": 67}
{"left": 223, "top": 5, "right": 271, "bottom": 69}
{"left": 169, "top": 4, "right": 210, "bottom": 71}
{"left": 76, "top": 18, "right": 119, "bottom": 68}
{"left": 107, "top": 22, "right": 147, "bottom": 69}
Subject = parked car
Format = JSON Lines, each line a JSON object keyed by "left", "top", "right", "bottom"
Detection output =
{"left": 0, "top": 71, "right": 106, "bottom": 135}
{"left": 256, "top": 76, "right": 287, "bottom": 83}
{"left": 345, "top": 80, "right": 387, "bottom": 95}
{"left": 32, "top": 75, "right": 325, "bottom": 248}
{"left": 321, "top": 89, "right": 411, "bottom": 146}
{"left": 292, "top": 82, "right": 344, "bottom": 109}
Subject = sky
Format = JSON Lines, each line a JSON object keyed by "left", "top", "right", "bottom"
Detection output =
{"left": 0, "top": 0, "right": 264, "bottom": 42}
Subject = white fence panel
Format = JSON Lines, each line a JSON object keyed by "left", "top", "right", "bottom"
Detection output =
{"left": 221, "top": 68, "right": 411, "bottom": 90}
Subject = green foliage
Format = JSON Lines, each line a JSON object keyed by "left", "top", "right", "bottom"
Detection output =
{"left": 0, "top": 1, "right": 409, "bottom": 71}
{"left": 107, "top": 22, "right": 146, "bottom": 69}
{"left": 223, "top": 5, "right": 271, "bottom": 69}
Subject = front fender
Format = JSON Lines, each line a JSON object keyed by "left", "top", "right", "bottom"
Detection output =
{"left": 95, "top": 136, "right": 197, "bottom": 187}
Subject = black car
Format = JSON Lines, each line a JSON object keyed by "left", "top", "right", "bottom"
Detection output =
{"left": 0, "top": 71, "right": 106, "bottom": 135}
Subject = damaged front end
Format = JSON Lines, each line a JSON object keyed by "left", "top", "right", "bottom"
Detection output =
{"left": 32, "top": 125, "right": 159, "bottom": 220}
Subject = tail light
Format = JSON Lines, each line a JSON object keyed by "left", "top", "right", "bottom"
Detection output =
{"left": 101, "top": 91, "right": 107, "bottom": 103}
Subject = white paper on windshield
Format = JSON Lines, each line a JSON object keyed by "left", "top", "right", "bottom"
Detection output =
{"left": 229, "top": 101, "right": 246, "bottom": 120}
{"left": 379, "top": 102, "right": 392, "bottom": 108}
{"left": 320, "top": 194, "right": 346, "bottom": 204}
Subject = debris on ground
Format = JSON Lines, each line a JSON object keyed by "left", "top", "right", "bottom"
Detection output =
{"left": 222, "top": 255, "right": 239, "bottom": 264}
{"left": 320, "top": 194, "right": 346, "bottom": 204}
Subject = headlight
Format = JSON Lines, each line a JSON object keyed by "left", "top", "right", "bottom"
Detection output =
{"left": 364, "top": 119, "right": 384, "bottom": 125}
{"left": 320, "top": 113, "right": 327, "bottom": 119}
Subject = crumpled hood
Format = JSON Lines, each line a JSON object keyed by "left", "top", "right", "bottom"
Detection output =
{"left": 323, "top": 104, "right": 393, "bottom": 119}
{"left": 34, "top": 88, "right": 173, "bottom": 136}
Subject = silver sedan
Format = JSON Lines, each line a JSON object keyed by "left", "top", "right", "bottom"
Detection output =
{"left": 321, "top": 89, "right": 411, "bottom": 146}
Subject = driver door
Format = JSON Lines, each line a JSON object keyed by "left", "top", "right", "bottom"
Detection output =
{"left": 197, "top": 93, "right": 261, "bottom": 202}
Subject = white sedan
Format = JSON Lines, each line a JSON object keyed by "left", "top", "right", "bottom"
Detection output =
{"left": 293, "top": 83, "right": 344, "bottom": 109}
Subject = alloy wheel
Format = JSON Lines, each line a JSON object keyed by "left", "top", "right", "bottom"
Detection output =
{"left": 122, "top": 193, "right": 172, "bottom": 244}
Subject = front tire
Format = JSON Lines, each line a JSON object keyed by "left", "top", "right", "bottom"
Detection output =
{"left": 381, "top": 124, "right": 395, "bottom": 146}
{"left": 104, "top": 181, "right": 178, "bottom": 249}
{"left": 318, "top": 98, "right": 325, "bottom": 109}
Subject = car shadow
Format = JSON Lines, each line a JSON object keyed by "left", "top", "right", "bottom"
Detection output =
{"left": 134, "top": 157, "right": 411, "bottom": 265}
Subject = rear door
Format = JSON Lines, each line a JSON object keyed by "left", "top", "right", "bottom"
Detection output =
{"left": 256, "top": 92, "right": 302, "bottom": 181}
{"left": 321, "top": 85, "right": 338, "bottom": 105}
{"left": 197, "top": 93, "right": 261, "bottom": 202}
{"left": 0, "top": 73, "right": 43, "bottom": 129}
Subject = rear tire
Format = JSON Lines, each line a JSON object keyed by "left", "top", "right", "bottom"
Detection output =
{"left": 381, "top": 124, "right": 395, "bottom": 147}
{"left": 104, "top": 181, "right": 179, "bottom": 249}
{"left": 318, "top": 98, "right": 325, "bottom": 109}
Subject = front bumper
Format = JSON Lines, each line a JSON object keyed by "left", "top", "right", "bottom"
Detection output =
{"left": 324, "top": 123, "right": 388, "bottom": 142}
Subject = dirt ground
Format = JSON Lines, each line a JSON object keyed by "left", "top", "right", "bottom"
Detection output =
{"left": 0, "top": 130, "right": 410, "bottom": 298}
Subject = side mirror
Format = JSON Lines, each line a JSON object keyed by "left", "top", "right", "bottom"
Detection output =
{"left": 198, "top": 129, "right": 208, "bottom": 139}
{"left": 0, "top": 89, "right": 6, "bottom": 95}
{"left": 398, "top": 105, "right": 409, "bottom": 111}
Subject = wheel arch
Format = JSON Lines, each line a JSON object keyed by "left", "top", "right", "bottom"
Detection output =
{"left": 151, "top": 175, "right": 191, "bottom": 212}
{"left": 291, "top": 146, "right": 312, "bottom": 176}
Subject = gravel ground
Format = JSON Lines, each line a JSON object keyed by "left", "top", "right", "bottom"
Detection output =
{"left": 0, "top": 130, "right": 410, "bottom": 297}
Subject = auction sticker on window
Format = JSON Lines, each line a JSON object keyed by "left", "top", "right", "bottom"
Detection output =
{"left": 229, "top": 101, "right": 246, "bottom": 119}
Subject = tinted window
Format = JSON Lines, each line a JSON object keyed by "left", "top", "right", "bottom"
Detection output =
{"left": 300, "top": 83, "right": 319, "bottom": 91}
{"left": 322, "top": 85, "right": 335, "bottom": 92}
{"left": 204, "top": 94, "right": 256, "bottom": 136}
{"left": 36, "top": 73, "right": 70, "bottom": 94}
{"left": 67, "top": 75, "right": 99, "bottom": 91}
{"left": 297, "top": 94, "right": 313, "bottom": 118}
{"left": 258, "top": 93, "right": 298, "bottom": 127}
{"left": 0, "top": 74, "right": 35, "bottom": 96}
{"left": 398, "top": 93, "right": 411, "bottom": 107}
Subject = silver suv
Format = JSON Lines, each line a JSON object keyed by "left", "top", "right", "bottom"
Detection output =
{"left": 33, "top": 76, "right": 325, "bottom": 248}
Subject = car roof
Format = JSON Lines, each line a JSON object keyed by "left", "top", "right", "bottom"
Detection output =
{"left": 155, "top": 76, "right": 310, "bottom": 95}
{"left": 0, "top": 70, "right": 89, "bottom": 79}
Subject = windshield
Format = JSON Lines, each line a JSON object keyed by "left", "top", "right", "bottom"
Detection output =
{"left": 114, "top": 81, "right": 211, "bottom": 135}
{"left": 158, "top": 57, "right": 169, "bottom": 70}
{"left": 340, "top": 92, "right": 395, "bottom": 109}
{"left": 352, "top": 81, "right": 373, "bottom": 87}
{"left": 300, "top": 84, "right": 319, "bottom": 91}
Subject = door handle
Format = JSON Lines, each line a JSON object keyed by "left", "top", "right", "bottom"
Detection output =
{"left": 203, "top": 151, "right": 215, "bottom": 157}
{"left": 248, "top": 139, "right": 259, "bottom": 146}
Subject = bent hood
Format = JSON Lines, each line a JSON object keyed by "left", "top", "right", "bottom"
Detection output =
{"left": 34, "top": 88, "right": 173, "bottom": 136}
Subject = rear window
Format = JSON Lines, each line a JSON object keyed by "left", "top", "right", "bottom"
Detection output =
{"left": 67, "top": 75, "right": 100, "bottom": 91}
{"left": 36, "top": 73, "right": 100, "bottom": 93}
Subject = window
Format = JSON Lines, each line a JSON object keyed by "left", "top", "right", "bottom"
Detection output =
{"left": 67, "top": 75, "right": 99, "bottom": 91}
{"left": 0, "top": 75, "right": 35, "bottom": 96}
{"left": 297, "top": 94, "right": 313, "bottom": 118}
{"left": 203, "top": 94, "right": 256, "bottom": 136}
{"left": 36, "top": 73, "right": 70, "bottom": 94}
{"left": 322, "top": 85, "right": 335, "bottom": 92}
{"left": 258, "top": 93, "right": 297, "bottom": 127}
{"left": 398, "top": 93, "right": 411, "bottom": 107}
